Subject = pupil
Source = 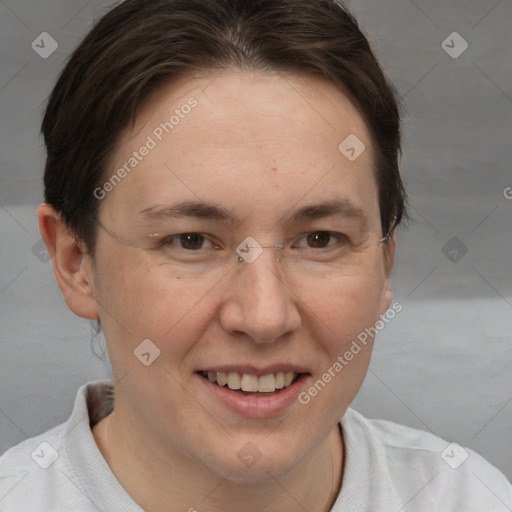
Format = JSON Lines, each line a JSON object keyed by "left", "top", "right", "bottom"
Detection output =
{"left": 181, "top": 234, "right": 204, "bottom": 250}
{"left": 307, "top": 232, "right": 330, "bottom": 248}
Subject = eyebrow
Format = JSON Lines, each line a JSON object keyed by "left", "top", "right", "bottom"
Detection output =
{"left": 139, "top": 198, "right": 368, "bottom": 228}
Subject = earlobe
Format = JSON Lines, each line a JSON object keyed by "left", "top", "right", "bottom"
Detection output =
{"left": 379, "top": 282, "right": 393, "bottom": 317}
{"left": 37, "top": 203, "right": 99, "bottom": 320}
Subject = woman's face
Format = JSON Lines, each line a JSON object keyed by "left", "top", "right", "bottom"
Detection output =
{"left": 89, "top": 70, "right": 394, "bottom": 481}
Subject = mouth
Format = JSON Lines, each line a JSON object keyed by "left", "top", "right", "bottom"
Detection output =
{"left": 196, "top": 370, "right": 304, "bottom": 397}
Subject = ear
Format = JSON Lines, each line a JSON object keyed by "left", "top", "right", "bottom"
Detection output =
{"left": 37, "top": 203, "right": 99, "bottom": 320}
{"left": 378, "top": 230, "right": 396, "bottom": 316}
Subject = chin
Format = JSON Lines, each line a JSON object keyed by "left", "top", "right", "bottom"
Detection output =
{"left": 220, "top": 457, "right": 296, "bottom": 485}
{"left": 226, "top": 463, "right": 293, "bottom": 485}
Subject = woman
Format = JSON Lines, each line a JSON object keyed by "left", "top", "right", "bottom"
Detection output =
{"left": 1, "top": 0, "right": 511, "bottom": 510}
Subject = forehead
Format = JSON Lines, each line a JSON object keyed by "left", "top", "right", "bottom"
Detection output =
{"left": 100, "top": 70, "right": 380, "bottom": 231}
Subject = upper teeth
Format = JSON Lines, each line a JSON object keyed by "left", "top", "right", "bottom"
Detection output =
{"left": 207, "top": 371, "right": 297, "bottom": 392}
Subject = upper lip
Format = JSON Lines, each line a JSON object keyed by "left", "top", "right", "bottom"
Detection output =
{"left": 197, "top": 364, "right": 309, "bottom": 376}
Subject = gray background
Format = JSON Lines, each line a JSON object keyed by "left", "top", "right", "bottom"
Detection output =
{"left": 1, "top": 0, "right": 511, "bottom": 483}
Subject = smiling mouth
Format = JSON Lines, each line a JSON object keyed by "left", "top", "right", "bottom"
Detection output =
{"left": 197, "top": 370, "right": 303, "bottom": 396}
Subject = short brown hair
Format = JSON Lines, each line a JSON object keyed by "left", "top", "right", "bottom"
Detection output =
{"left": 42, "top": 0, "right": 407, "bottom": 256}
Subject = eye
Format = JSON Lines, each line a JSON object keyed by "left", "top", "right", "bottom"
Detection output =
{"left": 161, "top": 233, "right": 217, "bottom": 251}
{"left": 292, "top": 231, "right": 347, "bottom": 250}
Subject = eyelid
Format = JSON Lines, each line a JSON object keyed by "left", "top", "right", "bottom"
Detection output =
{"left": 291, "top": 231, "right": 348, "bottom": 248}
{"left": 161, "top": 233, "right": 221, "bottom": 250}
{"left": 156, "top": 230, "right": 350, "bottom": 253}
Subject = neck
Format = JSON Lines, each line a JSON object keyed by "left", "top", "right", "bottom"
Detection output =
{"left": 93, "top": 406, "right": 344, "bottom": 512}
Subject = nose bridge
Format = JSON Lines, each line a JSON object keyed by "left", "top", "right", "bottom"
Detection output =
{"left": 226, "top": 246, "right": 299, "bottom": 343}
{"left": 235, "top": 239, "right": 285, "bottom": 264}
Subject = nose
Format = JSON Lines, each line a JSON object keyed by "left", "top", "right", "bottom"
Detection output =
{"left": 219, "top": 249, "right": 301, "bottom": 344}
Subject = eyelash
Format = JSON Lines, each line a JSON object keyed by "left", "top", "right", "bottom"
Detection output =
{"left": 158, "top": 231, "right": 349, "bottom": 253}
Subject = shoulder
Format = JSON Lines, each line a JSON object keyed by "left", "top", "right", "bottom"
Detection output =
{"left": 0, "top": 381, "right": 114, "bottom": 512}
{"left": 0, "top": 421, "right": 76, "bottom": 512}
{"left": 338, "top": 408, "right": 512, "bottom": 511}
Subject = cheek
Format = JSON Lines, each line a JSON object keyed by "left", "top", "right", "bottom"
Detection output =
{"left": 297, "top": 274, "right": 384, "bottom": 417}
{"left": 306, "top": 271, "right": 387, "bottom": 343}
{"left": 93, "top": 249, "right": 223, "bottom": 362}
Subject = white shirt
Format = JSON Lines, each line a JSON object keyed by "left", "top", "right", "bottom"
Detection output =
{"left": 1, "top": 381, "right": 511, "bottom": 511}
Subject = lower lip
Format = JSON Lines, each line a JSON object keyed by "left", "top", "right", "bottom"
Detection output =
{"left": 196, "top": 373, "right": 309, "bottom": 418}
